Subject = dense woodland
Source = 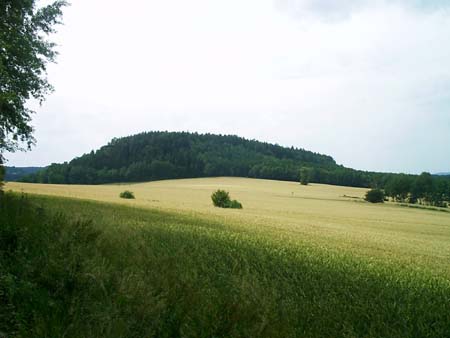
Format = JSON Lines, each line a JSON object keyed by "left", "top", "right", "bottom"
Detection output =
{"left": 21, "top": 131, "right": 337, "bottom": 183}
{"left": 21, "top": 131, "right": 450, "bottom": 206}
{"left": 4, "top": 166, "right": 42, "bottom": 181}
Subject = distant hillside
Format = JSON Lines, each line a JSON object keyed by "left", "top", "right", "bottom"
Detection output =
{"left": 21, "top": 131, "right": 370, "bottom": 186}
{"left": 435, "top": 172, "right": 450, "bottom": 176}
{"left": 5, "top": 166, "right": 43, "bottom": 181}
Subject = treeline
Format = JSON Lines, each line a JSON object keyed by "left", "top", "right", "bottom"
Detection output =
{"left": 20, "top": 131, "right": 450, "bottom": 206}
{"left": 383, "top": 172, "right": 450, "bottom": 207}
{"left": 4, "top": 166, "right": 43, "bottom": 181}
{"left": 21, "top": 131, "right": 338, "bottom": 184}
{"left": 300, "top": 167, "right": 450, "bottom": 207}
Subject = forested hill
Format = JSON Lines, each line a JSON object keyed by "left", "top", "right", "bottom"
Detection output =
{"left": 22, "top": 131, "right": 348, "bottom": 185}
{"left": 18, "top": 132, "right": 450, "bottom": 201}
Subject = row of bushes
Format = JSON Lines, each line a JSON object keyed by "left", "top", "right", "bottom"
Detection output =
{"left": 364, "top": 187, "right": 449, "bottom": 207}
{"left": 119, "top": 189, "right": 244, "bottom": 209}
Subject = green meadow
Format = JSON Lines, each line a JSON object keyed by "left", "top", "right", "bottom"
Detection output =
{"left": 2, "top": 178, "right": 450, "bottom": 337}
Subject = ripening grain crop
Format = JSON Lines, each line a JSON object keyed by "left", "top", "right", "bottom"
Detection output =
{"left": 7, "top": 177, "right": 450, "bottom": 277}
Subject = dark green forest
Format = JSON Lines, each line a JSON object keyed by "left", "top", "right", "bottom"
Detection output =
{"left": 21, "top": 131, "right": 338, "bottom": 184}
{"left": 21, "top": 131, "right": 450, "bottom": 206}
{"left": 5, "top": 166, "right": 42, "bottom": 181}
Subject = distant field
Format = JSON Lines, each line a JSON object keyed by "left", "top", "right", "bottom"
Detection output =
{"left": 7, "top": 177, "right": 450, "bottom": 277}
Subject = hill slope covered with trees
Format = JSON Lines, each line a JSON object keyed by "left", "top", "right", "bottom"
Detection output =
{"left": 21, "top": 131, "right": 450, "bottom": 206}
{"left": 22, "top": 131, "right": 340, "bottom": 184}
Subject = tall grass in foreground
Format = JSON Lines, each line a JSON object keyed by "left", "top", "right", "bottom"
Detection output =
{"left": 1, "top": 193, "right": 450, "bottom": 338}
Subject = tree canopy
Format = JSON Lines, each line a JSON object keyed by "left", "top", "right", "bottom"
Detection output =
{"left": 21, "top": 131, "right": 337, "bottom": 184}
{"left": 365, "top": 189, "right": 385, "bottom": 203}
{"left": 300, "top": 167, "right": 311, "bottom": 185}
{"left": 20, "top": 131, "right": 450, "bottom": 207}
{"left": 0, "top": 0, "right": 67, "bottom": 161}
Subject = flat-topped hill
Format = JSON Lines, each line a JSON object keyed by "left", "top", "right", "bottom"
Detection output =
{"left": 20, "top": 131, "right": 370, "bottom": 186}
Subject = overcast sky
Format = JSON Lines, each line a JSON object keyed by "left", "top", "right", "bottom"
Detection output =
{"left": 6, "top": 0, "right": 450, "bottom": 173}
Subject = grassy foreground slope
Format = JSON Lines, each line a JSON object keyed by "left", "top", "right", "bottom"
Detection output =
{"left": 6, "top": 177, "right": 450, "bottom": 277}
{"left": 1, "top": 192, "right": 450, "bottom": 338}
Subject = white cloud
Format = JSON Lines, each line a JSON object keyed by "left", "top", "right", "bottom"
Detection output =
{"left": 276, "top": 0, "right": 450, "bottom": 21}
{"left": 7, "top": 0, "right": 450, "bottom": 174}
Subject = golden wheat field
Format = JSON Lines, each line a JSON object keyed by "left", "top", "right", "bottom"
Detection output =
{"left": 7, "top": 177, "right": 450, "bottom": 277}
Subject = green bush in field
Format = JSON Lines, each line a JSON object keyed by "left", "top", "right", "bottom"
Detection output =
{"left": 228, "top": 199, "right": 243, "bottom": 209}
{"left": 211, "top": 189, "right": 243, "bottom": 209}
{"left": 119, "top": 190, "right": 135, "bottom": 199}
{"left": 299, "top": 167, "right": 311, "bottom": 185}
{"left": 211, "top": 189, "right": 230, "bottom": 207}
{"left": 365, "top": 188, "right": 385, "bottom": 203}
